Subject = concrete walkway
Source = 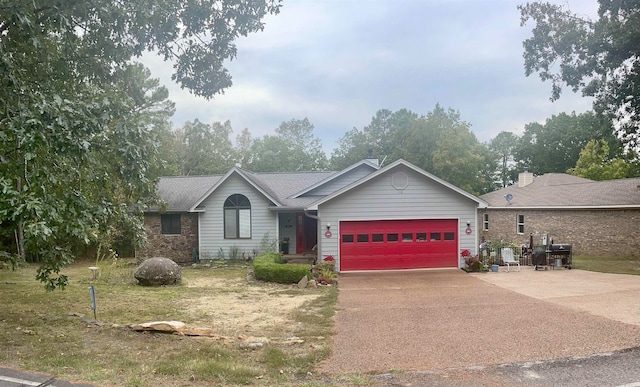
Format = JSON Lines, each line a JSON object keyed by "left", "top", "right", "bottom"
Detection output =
{"left": 319, "top": 268, "right": 640, "bottom": 374}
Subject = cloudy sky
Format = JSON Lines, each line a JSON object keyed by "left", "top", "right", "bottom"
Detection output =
{"left": 143, "top": 0, "right": 598, "bottom": 155}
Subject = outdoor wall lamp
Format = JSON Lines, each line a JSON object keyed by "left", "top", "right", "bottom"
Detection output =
{"left": 326, "top": 223, "right": 331, "bottom": 231}
{"left": 466, "top": 221, "right": 471, "bottom": 227}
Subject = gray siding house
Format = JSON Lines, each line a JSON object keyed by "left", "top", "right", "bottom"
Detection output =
{"left": 139, "top": 159, "right": 488, "bottom": 271}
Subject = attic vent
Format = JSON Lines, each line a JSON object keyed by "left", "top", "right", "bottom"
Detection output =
{"left": 392, "top": 172, "right": 409, "bottom": 190}
{"left": 518, "top": 171, "right": 534, "bottom": 188}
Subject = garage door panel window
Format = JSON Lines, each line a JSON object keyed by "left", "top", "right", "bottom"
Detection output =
{"left": 387, "top": 233, "right": 399, "bottom": 242}
{"left": 402, "top": 233, "right": 412, "bottom": 242}
{"left": 372, "top": 233, "right": 384, "bottom": 242}
{"left": 416, "top": 232, "right": 426, "bottom": 241}
{"left": 444, "top": 232, "right": 455, "bottom": 240}
{"left": 357, "top": 234, "right": 369, "bottom": 243}
{"left": 342, "top": 234, "right": 354, "bottom": 243}
{"left": 430, "top": 232, "right": 441, "bottom": 241}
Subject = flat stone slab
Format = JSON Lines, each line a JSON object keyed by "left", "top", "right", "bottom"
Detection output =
{"left": 130, "top": 321, "right": 185, "bottom": 333}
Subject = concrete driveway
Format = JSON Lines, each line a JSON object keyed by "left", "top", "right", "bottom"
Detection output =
{"left": 319, "top": 268, "right": 640, "bottom": 374}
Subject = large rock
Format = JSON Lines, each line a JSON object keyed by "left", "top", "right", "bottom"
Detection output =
{"left": 134, "top": 257, "right": 182, "bottom": 286}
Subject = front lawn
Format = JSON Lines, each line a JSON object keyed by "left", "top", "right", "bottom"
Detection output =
{"left": 0, "top": 260, "right": 337, "bottom": 386}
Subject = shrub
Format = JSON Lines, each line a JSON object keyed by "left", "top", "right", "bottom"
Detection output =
{"left": 488, "top": 240, "right": 520, "bottom": 255}
{"left": 253, "top": 253, "right": 311, "bottom": 284}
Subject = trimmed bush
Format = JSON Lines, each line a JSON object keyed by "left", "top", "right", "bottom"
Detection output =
{"left": 253, "top": 253, "right": 311, "bottom": 284}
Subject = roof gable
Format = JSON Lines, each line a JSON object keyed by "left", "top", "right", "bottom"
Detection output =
{"left": 292, "top": 159, "right": 380, "bottom": 198}
{"left": 307, "top": 159, "right": 488, "bottom": 209}
{"left": 189, "top": 167, "right": 282, "bottom": 212}
{"left": 292, "top": 159, "right": 379, "bottom": 198}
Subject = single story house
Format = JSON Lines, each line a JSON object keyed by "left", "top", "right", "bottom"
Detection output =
{"left": 138, "top": 158, "right": 489, "bottom": 271}
{"left": 479, "top": 172, "right": 640, "bottom": 257}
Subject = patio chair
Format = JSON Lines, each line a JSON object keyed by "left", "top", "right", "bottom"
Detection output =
{"left": 501, "top": 248, "right": 520, "bottom": 272}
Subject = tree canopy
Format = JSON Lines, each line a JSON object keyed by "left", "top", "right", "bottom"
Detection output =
{"left": 245, "top": 118, "right": 328, "bottom": 172}
{"left": 513, "top": 111, "right": 621, "bottom": 175}
{"left": 489, "top": 131, "right": 519, "bottom": 187}
{"left": 519, "top": 1, "right": 640, "bottom": 148}
{"left": 0, "top": 0, "right": 281, "bottom": 289}
{"left": 330, "top": 105, "right": 497, "bottom": 195}
{"left": 567, "top": 139, "right": 629, "bottom": 180}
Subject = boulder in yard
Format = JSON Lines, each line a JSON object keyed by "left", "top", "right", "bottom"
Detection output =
{"left": 134, "top": 257, "right": 182, "bottom": 286}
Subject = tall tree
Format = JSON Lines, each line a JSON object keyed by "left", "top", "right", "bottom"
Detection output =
{"left": 402, "top": 105, "right": 494, "bottom": 195}
{"left": 330, "top": 109, "right": 419, "bottom": 169}
{"left": 247, "top": 118, "right": 328, "bottom": 172}
{"left": 0, "top": 0, "right": 280, "bottom": 289}
{"left": 567, "top": 139, "right": 629, "bottom": 180}
{"left": 489, "top": 131, "right": 519, "bottom": 187}
{"left": 514, "top": 111, "right": 621, "bottom": 175}
{"left": 519, "top": 1, "right": 640, "bottom": 147}
{"left": 176, "top": 120, "right": 236, "bottom": 175}
{"left": 330, "top": 105, "right": 496, "bottom": 195}
{"left": 234, "top": 128, "right": 254, "bottom": 168}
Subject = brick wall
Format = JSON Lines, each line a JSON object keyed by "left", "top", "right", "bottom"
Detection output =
{"left": 136, "top": 213, "right": 199, "bottom": 263}
{"left": 479, "top": 208, "right": 640, "bottom": 257}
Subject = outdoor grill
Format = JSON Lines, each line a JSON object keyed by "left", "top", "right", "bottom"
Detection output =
{"left": 531, "top": 246, "right": 548, "bottom": 270}
{"left": 549, "top": 243, "right": 572, "bottom": 269}
{"left": 531, "top": 243, "right": 573, "bottom": 270}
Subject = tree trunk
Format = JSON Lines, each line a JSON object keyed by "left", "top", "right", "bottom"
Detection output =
{"left": 16, "top": 176, "right": 26, "bottom": 262}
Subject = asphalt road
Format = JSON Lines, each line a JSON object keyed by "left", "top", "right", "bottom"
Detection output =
{"left": 0, "top": 368, "right": 93, "bottom": 387}
{"left": 368, "top": 346, "right": 640, "bottom": 387}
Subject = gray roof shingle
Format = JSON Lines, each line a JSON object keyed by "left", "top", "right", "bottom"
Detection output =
{"left": 155, "top": 175, "right": 223, "bottom": 211}
{"left": 481, "top": 173, "right": 640, "bottom": 207}
{"left": 154, "top": 170, "right": 335, "bottom": 212}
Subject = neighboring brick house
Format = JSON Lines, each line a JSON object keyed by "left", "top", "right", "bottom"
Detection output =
{"left": 479, "top": 172, "right": 640, "bottom": 257}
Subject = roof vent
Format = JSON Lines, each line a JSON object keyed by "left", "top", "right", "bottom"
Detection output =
{"left": 518, "top": 171, "right": 534, "bottom": 187}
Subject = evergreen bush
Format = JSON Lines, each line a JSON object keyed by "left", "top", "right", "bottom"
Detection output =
{"left": 253, "top": 253, "right": 311, "bottom": 284}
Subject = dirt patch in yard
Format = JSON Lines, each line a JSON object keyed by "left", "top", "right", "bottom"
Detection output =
{"left": 182, "top": 276, "right": 320, "bottom": 337}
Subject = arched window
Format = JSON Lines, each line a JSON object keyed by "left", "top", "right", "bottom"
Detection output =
{"left": 224, "top": 194, "right": 251, "bottom": 239}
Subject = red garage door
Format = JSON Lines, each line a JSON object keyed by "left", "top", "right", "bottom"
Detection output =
{"left": 340, "top": 219, "right": 458, "bottom": 271}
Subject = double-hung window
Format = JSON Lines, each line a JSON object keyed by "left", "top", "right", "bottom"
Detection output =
{"left": 224, "top": 194, "right": 251, "bottom": 239}
{"left": 517, "top": 214, "right": 525, "bottom": 234}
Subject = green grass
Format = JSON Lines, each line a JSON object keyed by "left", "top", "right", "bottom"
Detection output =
{"left": 3, "top": 254, "right": 635, "bottom": 386}
{"left": 572, "top": 255, "right": 640, "bottom": 275}
{"left": 0, "top": 260, "right": 338, "bottom": 386}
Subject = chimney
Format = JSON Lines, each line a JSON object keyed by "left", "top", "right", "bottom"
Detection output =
{"left": 518, "top": 171, "right": 534, "bottom": 187}
{"left": 366, "top": 149, "right": 379, "bottom": 166}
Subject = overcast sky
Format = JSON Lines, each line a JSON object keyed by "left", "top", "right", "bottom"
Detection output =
{"left": 143, "top": 0, "right": 598, "bottom": 155}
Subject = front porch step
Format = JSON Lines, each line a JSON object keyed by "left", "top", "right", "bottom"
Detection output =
{"left": 283, "top": 254, "right": 317, "bottom": 264}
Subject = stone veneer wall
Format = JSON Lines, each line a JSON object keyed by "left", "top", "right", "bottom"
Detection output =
{"left": 137, "top": 213, "right": 198, "bottom": 263}
{"left": 478, "top": 208, "right": 640, "bottom": 257}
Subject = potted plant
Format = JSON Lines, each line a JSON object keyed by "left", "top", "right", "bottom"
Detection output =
{"left": 462, "top": 249, "right": 487, "bottom": 272}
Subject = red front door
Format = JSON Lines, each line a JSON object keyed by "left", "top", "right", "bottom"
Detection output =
{"left": 295, "top": 213, "right": 318, "bottom": 254}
